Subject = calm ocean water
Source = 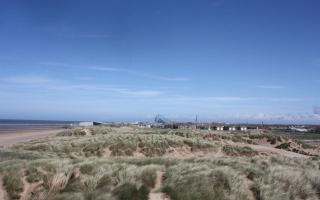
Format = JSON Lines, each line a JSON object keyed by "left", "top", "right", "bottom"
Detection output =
{"left": 0, "top": 119, "right": 78, "bottom": 134}
{"left": 0, "top": 119, "right": 76, "bottom": 126}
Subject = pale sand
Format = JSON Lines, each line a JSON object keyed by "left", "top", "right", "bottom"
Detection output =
{"left": 0, "top": 129, "right": 64, "bottom": 146}
{"left": 149, "top": 171, "right": 170, "bottom": 200}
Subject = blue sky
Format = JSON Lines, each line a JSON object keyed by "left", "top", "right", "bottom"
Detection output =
{"left": 0, "top": 0, "right": 320, "bottom": 123}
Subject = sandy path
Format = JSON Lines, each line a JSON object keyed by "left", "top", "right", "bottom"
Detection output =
{"left": 0, "top": 129, "right": 64, "bottom": 146}
{"left": 20, "top": 176, "right": 43, "bottom": 200}
{"left": 244, "top": 144, "right": 309, "bottom": 158}
{"left": 0, "top": 176, "right": 8, "bottom": 200}
{"left": 149, "top": 172, "right": 170, "bottom": 200}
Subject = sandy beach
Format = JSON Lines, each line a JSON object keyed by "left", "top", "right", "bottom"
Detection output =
{"left": 0, "top": 129, "right": 64, "bottom": 146}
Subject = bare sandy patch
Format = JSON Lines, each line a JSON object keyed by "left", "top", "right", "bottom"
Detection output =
{"left": 244, "top": 144, "right": 309, "bottom": 158}
{"left": 0, "top": 129, "right": 64, "bottom": 146}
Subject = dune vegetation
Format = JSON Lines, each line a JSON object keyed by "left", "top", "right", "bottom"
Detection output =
{"left": 0, "top": 126, "right": 320, "bottom": 200}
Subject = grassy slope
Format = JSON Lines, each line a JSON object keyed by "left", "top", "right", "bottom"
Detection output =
{"left": 0, "top": 126, "right": 319, "bottom": 200}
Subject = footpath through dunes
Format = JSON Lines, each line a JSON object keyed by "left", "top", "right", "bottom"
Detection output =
{"left": 0, "top": 175, "right": 8, "bottom": 200}
{"left": 149, "top": 171, "right": 170, "bottom": 200}
{"left": 0, "top": 126, "right": 319, "bottom": 200}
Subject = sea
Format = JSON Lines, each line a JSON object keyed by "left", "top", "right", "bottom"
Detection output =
{"left": 0, "top": 119, "right": 78, "bottom": 134}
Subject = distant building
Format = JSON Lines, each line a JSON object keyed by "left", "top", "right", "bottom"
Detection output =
{"left": 216, "top": 126, "right": 224, "bottom": 131}
{"left": 240, "top": 126, "right": 247, "bottom": 131}
{"left": 79, "top": 122, "right": 94, "bottom": 127}
{"left": 290, "top": 126, "right": 308, "bottom": 132}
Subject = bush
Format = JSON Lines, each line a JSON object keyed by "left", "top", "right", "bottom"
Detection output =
{"left": 63, "top": 176, "right": 85, "bottom": 192}
{"left": 250, "top": 184, "right": 262, "bottom": 200}
{"left": 52, "top": 193, "right": 85, "bottom": 200}
{"left": 57, "top": 129, "right": 91, "bottom": 137}
{"left": 275, "top": 143, "right": 291, "bottom": 150}
{"left": 0, "top": 149, "right": 42, "bottom": 161}
{"left": 223, "top": 145, "right": 258, "bottom": 156}
{"left": 25, "top": 167, "right": 44, "bottom": 183}
{"left": 109, "top": 141, "right": 137, "bottom": 156}
{"left": 162, "top": 164, "right": 248, "bottom": 200}
{"left": 140, "top": 166, "right": 158, "bottom": 188}
{"left": 84, "top": 191, "right": 116, "bottom": 200}
{"left": 80, "top": 164, "right": 94, "bottom": 175}
{"left": 112, "top": 183, "right": 149, "bottom": 200}
{"left": 255, "top": 166, "right": 318, "bottom": 200}
{"left": 141, "top": 147, "right": 166, "bottom": 157}
{"left": 83, "top": 144, "right": 104, "bottom": 157}
{"left": 3, "top": 171, "right": 24, "bottom": 199}
{"left": 267, "top": 137, "right": 277, "bottom": 145}
{"left": 96, "top": 174, "right": 113, "bottom": 190}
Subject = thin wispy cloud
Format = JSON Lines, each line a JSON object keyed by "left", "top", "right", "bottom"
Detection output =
{"left": 79, "top": 34, "right": 109, "bottom": 38}
{"left": 168, "top": 96, "right": 255, "bottom": 102}
{"left": 189, "top": 113, "right": 320, "bottom": 123}
{"left": 256, "top": 85, "right": 285, "bottom": 89}
{"left": 211, "top": 0, "right": 226, "bottom": 7}
{"left": 3, "top": 74, "right": 319, "bottom": 104}
{"left": 4, "top": 74, "right": 319, "bottom": 103}
{"left": 0, "top": 74, "right": 163, "bottom": 98}
{"left": 251, "top": 113, "right": 320, "bottom": 123}
{"left": 39, "top": 61, "right": 72, "bottom": 67}
{"left": 39, "top": 62, "right": 191, "bottom": 81}
{"left": 92, "top": 66, "right": 191, "bottom": 81}
{"left": 151, "top": 96, "right": 320, "bottom": 107}
{"left": 2, "top": 74, "right": 320, "bottom": 123}
{"left": 91, "top": 67, "right": 121, "bottom": 72}
{"left": 1, "top": 75, "right": 56, "bottom": 85}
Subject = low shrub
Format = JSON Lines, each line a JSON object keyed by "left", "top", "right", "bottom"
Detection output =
{"left": 162, "top": 164, "right": 248, "bottom": 200}
{"left": 139, "top": 165, "right": 159, "bottom": 188}
{"left": 0, "top": 149, "right": 42, "bottom": 161}
{"left": 3, "top": 171, "right": 24, "bottom": 199}
{"left": 267, "top": 137, "right": 277, "bottom": 145}
{"left": 250, "top": 184, "right": 262, "bottom": 200}
{"left": 112, "top": 183, "right": 149, "bottom": 200}
{"left": 57, "top": 129, "right": 91, "bottom": 137}
{"left": 275, "top": 142, "right": 291, "bottom": 150}
{"left": 63, "top": 176, "right": 85, "bottom": 193}
{"left": 223, "top": 145, "right": 258, "bottom": 156}
{"left": 80, "top": 164, "right": 94, "bottom": 175}
{"left": 25, "top": 167, "right": 44, "bottom": 183}
{"left": 96, "top": 174, "right": 113, "bottom": 190}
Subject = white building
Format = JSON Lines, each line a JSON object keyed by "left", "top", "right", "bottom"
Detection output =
{"left": 79, "top": 122, "right": 94, "bottom": 127}
{"left": 240, "top": 126, "right": 247, "bottom": 131}
{"left": 290, "top": 126, "right": 308, "bottom": 132}
{"left": 216, "top": 126, "right": 224, "bottom": 131}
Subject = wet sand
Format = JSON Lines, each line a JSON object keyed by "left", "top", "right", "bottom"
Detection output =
{"left": 0, "top": 128, "right": 64, "bottom": 146}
